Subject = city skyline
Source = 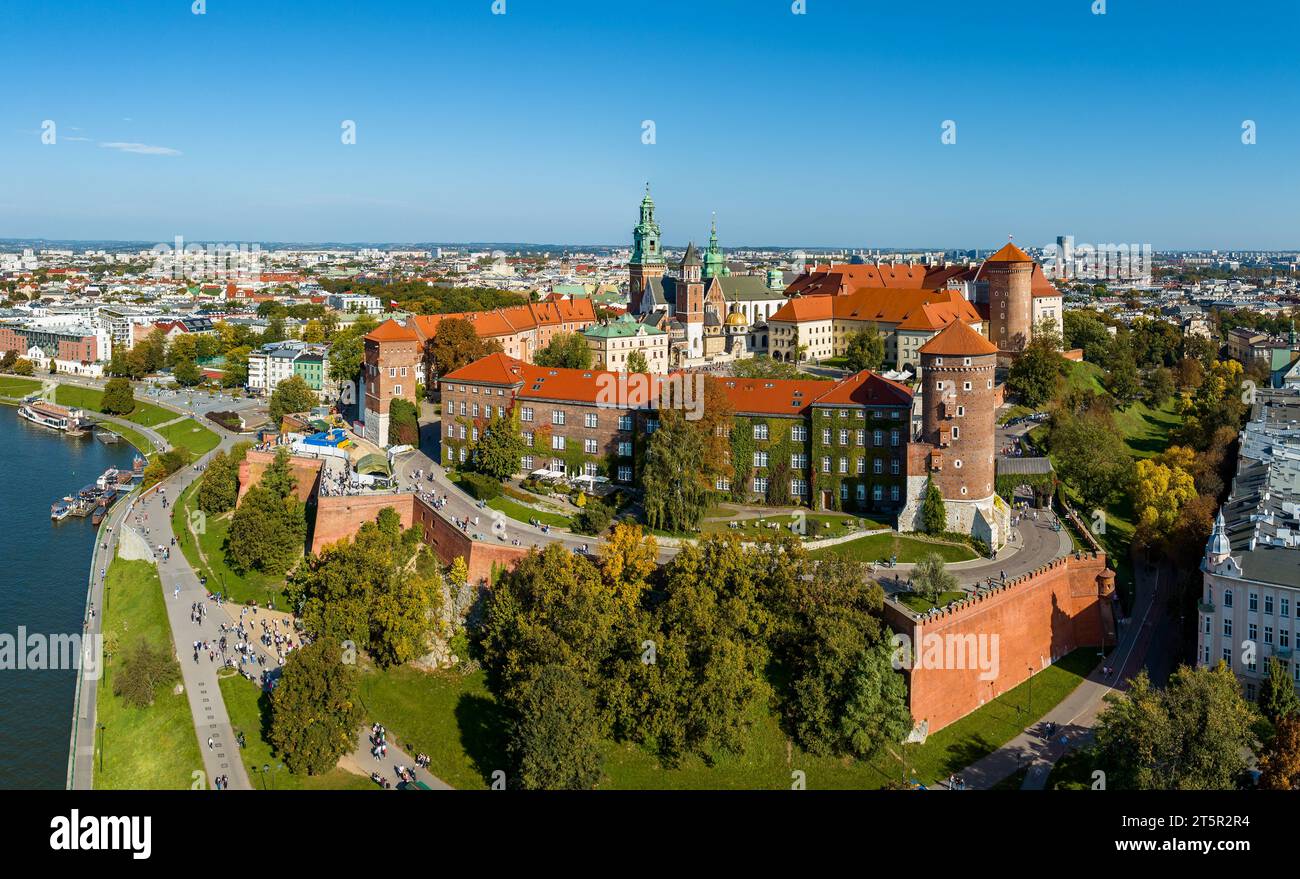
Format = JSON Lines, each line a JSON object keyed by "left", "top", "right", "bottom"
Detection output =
{"left": 3, "top": 0, "right": 1299, "bottom": 248}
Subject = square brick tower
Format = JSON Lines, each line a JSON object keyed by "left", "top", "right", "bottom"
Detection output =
{"left": 362, "top": 319, "right": 421, "bottom": 448}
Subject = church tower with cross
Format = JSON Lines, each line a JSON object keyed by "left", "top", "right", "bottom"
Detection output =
{"left": 628, "top": 183, "right": 666, "bottom": 314}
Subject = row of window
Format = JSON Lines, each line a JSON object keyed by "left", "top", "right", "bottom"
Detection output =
{"left": 750, "top": 451, "right": 900, "bottom": 476}
{"left": 723, "top": 477, "right": 902, "bottom": 503}
{"left": 749, "top": 423, "right": 902, "bottom": 446}
{"left": 1217, "top": 588, "right": 1292, "bottom": 616}
{"left": 1203, "top": 646, "right": 1300, "bottom": 682}
{"left": 1215, "top": 616, "right": 1300, "bottom": 647}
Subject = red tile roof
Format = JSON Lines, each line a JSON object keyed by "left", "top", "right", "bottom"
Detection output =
{"left": 365, "top": 319, "right": 420, "bottom": 342}
{"left": 770, "top": 287, "right": 981, "bottom": 332}
{"left": 984, "top": 242, "right": 1033, "bottom": 263}
{"left": 409, "top": 299, "right": 596, "bottom": 342}
{"left": 918, "top": 317, "right": 998, "bottom": 356}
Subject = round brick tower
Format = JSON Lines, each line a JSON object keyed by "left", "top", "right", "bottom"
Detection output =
{"left": 918, "top": 319, "right": 999, "bottom": 503}
{"left": 983, "top": 241, "right": 1034, "bottom": 353}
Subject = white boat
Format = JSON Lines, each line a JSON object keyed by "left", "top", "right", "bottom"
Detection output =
{"left": 18, "top": 400, "right": 86, "bottom": 434}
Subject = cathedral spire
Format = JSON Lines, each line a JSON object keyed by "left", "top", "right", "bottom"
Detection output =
{"left": 704, "top": 212, "right": 726, "bottom": 280}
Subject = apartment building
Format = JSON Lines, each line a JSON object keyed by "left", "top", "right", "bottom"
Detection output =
{"left": 1199, "top": 388, "right": 1300, "bottom": 699}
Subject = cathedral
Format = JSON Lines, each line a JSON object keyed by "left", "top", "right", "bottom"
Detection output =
{"left": 627, "top": 185, "right": 789, "bottom": 367}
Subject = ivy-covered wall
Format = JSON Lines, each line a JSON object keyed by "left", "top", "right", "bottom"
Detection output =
{"left": 727, "top": 414, "right": 809, "bottom": 506}
{"left": 809, "top": 406, "right": 907, "bottom": 514}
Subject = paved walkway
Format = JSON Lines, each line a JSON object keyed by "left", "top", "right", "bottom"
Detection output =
{"left": 338, "top": 727, "right": 453, "bottom": 790}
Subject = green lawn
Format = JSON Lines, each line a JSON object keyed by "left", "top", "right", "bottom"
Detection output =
{"left": 0, "top": 375, "right": 41, "bottom": 397}
{"left": 809, "top": 531, "right": 978, "bottom": 564}
{"left": 487, "top": 494, "right": 572, "bottom": 529}
{"left": 1063, "top": 361, "right": 1181, "bottom": 458}
{"left": 172, "top": 481, "right": 290, "bottom": 608}
{"left": 363, "top": 648, "right": 1098, "bottom": 790}
{"left": 156, "top": 418, "right": 220, "bottom": 457}
{"left": 218, "top": 673, "right": 375, "bottom": 791}
{"left": 94, "top": 557, "right": 204, "bottom": 789}
{"left": 55, "top": 383, "right": 175, "bottom": 427}
{"left": 701, "top": 512, "right": 888, "bottom": 540}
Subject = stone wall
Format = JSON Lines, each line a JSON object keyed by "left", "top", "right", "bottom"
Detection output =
{"left": 886, "top": 551, "right": 1116, "bottom": 734}
{"left": 311, "top": 492, "right": 416, "bottom": 554}
{"left": 412, "top": 496, "right": 529, "bottom": 584}
{"left": 237, "top": 448, "right": 323, "bottom": 504}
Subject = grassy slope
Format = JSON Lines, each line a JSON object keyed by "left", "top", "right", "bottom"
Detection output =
{"left": 1051, "top": 361, "right": 1182, "bottom": 607}
{"left": 94, "top": 558, "right": 203, "bottom": 789}
{"left": 218, "top": 673, "right": 374, "bottom": 791}
{"left": 363, "top": 648, "right": 1096, "bottom": 790}
{"left": 0, "top": 375, "right": 41, "bottom": 397}
{"left": 156, "top": 418, "right": 220, "bottom": 457}
{"left": 809, "top": 531, "right": 977, "bottom": 564}
{"left": 487, "top": 494, "right": 572, "bottom": 529}
{"left": 172, "top": 480, "right": 289, "bottom": 608}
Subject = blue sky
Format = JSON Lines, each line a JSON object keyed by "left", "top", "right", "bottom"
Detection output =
{"left": 2, "top": 0, "right": 1298, "bottom": 248}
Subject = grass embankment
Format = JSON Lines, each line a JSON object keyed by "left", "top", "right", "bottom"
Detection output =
{"left": 0, "top": 375, "right": 41, "bottom": 397}
{"left": 172, "top": 480, "right": 289, "bottom": 608}
{"left": 362, "top": 648, "right": 1097, "bottom": 790}
{"left": 809, "top": 531, "right": 977, "bottom": 564}
{"left": 94, "top": 557, "right": 203, "bottom": 789}
{"left": 487, "top": 494, "right": 572, "bottom": 529}
{"left": 156, "top": 418, "right": 220, "bottom": 457}
{"left": 55, "top": 383, "right": 175, "bottom": 427}
{"left": 218, "top": 673, "right": 374, "bottom": 791}
{"left": 897, "top": 590, "right": 968, "bottom": 614}
{"left": 1046, "top": 360, "right": 1182, "bottom": 608}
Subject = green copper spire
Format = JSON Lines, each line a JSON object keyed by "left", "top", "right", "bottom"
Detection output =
{"left": 631, "top": 182, "right": 664, "bottom": 267}
{"left": 704, "top": 213, "right": 726, "bottom": 280}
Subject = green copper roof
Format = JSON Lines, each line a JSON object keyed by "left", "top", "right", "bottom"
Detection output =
{"left": 583, "top": 312, "right": 665, "bottom": 338}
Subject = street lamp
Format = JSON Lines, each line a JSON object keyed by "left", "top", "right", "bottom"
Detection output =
{"left": 260, "top": 763, "right": 270, "bottom": 790}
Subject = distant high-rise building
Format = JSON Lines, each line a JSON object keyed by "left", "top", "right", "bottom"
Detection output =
{"left": 1055, "top": 235, "right": 1074, "bottom": 280}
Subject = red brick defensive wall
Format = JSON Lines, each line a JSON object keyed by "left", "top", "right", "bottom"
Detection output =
{"left": 412, "top": 496, "right": 529, "bottom": 584}
{"left": 237, "top": 448, "right": 323, "bottom": 504}
{"left": 311, "top": 492, "right": 416, "bottom": 554}
{"left": 883, "top": 551, "right": 1116, "bottom": 734}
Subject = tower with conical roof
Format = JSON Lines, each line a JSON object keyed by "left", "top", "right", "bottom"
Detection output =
{"left": 982, "top": 240, "right": 1035, "bottom": 354}
{"left": 629, "top": 183, "right": 666, "bottom": 314}
{"left": 704, "top": 214, "right": 727, "bottom": 281}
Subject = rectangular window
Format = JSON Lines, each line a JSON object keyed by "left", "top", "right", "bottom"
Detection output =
{"left": 821, "top": 457, "right": 831, "bottom": 473}
{"left": 822, "top": 428, "right": 831, "bottom": 444}
{"left": 523, "top": 431, "right": 534, "bottom": 446}
{"left": 552, "top": 435, "right": 565, "bottom": 451}
{"left": 584, "top": 438, "right": 597, "bottom": 454}
{"left": 839, "top": 429, "right": 848, "bottom": 445}
{"left": 753, "top": 477, "right": 768, "bottom": 494}
{"left": 791, "top": 479, "right": 807, "bottom": 496}
{"left": 754, "top": 451, "right": 769, "bottom": 468}
{"left": 1250, "top": 593, "right": 1259, "bottom": 612}
{"left": 585, "top": 413, "right": 598, "bottom": 429}
{"left": 856, "top": 429, "right": 865, "bottom": 446}
{"left": 891, "top": 459, "right": 900, "bottom": 475}
{"left": 1224, "top": 619, "right": 1232, "bottom": 637}
{"left": 791, "top": 453, "right": 807, "bottom": 470}
{"left": 1283, "top": 598, "right": 1291, "bottom": 618}
{"left": 552, "top": 410, "right": 565, "bottom": 425}
{"left": 617, "top": 466, "right": 632, "bottom": 482}
{"left": 393, "top": 384, "right": 402, "bottom": 396}
{"left": 1265, "top": 595, "right": 1275, "bottom": 615}
{"left": 873, "top": 430, "right": 883, "bottom": 446}
{"left": 791, "top": 425, "right": 807, "bottom": 442}
{"left": 874, "top": 458, "right": 883, "bottom": 475}
{"left": 618, "top": 441, "right": 632, "bottom": 457}
{"left": 856, "top": 458, "right": 865, "bottom": 475}
{"left": 753, "top": 423, "right": 769, "bottom": 440}
{"left": 471, "top": 427, "right": 479, "bottom": 442}
{"left": 472, "top": 403, "right": 479, "bottom": 418}
{"left": 521, "top": 455, "right": 533, "bottom": 471}
{"left": 521, "top": 407, "right": 533, "bottom": 422}
{"left": 890, "top": 485, "right": 899, "bottom": 501}
{"left": 838, "top": 457, "right": 848, "bottom": 474}
{"left": 890, "top": 429, "right": 900, "bottom": 446}
{"left": 619, "top": 415, "right": 633, "bottom": 431}
{"left": 873, "top": 485, "right": 883, "bottom": 501}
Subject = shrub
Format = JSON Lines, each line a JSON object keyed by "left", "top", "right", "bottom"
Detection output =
{"left": 572, "top": 499, "right": 613, "bottom": 536}
{"left": 460, "top": 472, "right": 503, "bottom": 501}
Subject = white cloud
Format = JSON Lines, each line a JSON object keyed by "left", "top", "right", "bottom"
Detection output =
{"left": 65, "top": 136, "right": 92, "bottom": 142}
{"left": 99, "top": 141, "right": 181, "bottom": 156}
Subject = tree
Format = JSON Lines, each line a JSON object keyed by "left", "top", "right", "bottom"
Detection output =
{"left": 0, "top": 350, "right": 16, "bottom": 371}
{"left": 1049, "top": 409, "right": 1134, "bottom": 513}
{"left": 1093, "top": 664, "right": 1255, "bottom": 790}
{"left": 302, "top": 319, "right": 326, "bottom": 343}
{"left": 641, "top": 408, "right": 713, "bottom": 533}
{"left": 920, "top": 478, "right": 946, "bottom": 535}
{"left": 112, "top": 640, "right": 181, "bottom": 708}
{"left": 327, "top": 315, "right": 378, "bottom": 384}
{"left": 1105, "top": 352, "right": 1142, "bottom": 408}
{"left": 533, "top": 332, "right": 592, "bottom": 369}
{"left": 572, "top": 498, "right": 613, "bottom": 535}
{"left": 387, "top": 398, "right": 420, "bottom": 447}
{"left": 1062, "top": 310, "right": 1112, "bottom": 361}
{"left": 1132, "top": 456, "right": 1197, "bottom": 553}
{"left": 268, "top": 640, "right": 363, "bottom": 775}
{"left": 429, "top": 317, "right": 497, "bottom": 377}
{"left": 226, "top": 484, "right": 306, "bottom": 575}
{"left": 1006, "top": 340, "right": 1065, "bottom": 407}
{"left": 911, "top": 552, "right": 958, "bottom": 602}
{"left": 101, "top": 377, "right": 137, "bottom": 415}
{"left": 10, "top": 358, "right": 33, "bottom": 376}
{"left": 197, "top": 449, "right": 239, "bottom": 514}
{"left": 625, "top": 349, "right": 649, "bottom": 374}
{"left": 508, "top": 664, "right": 604, "bottom": 790}
{"left": 1143, "top": 366, "right": 1175, "bottom": 407}
{"left": 287, "top": 512, "right": 442, "bottom": 667}
{"left": 597, "top": 522, "right": 657, "bottom": 612}
{"left": 471, "top": 408, "right": 526, "bottom": 480}
{"left": 843, "top": 328, "right": 885, "bottom": 372}
{"left": 173, "top": 358, "right": 202, "bottom": 387}
{"left": 260, "top": 446, "right": 298, "bottom": 499}
{"left": 1259, "top": 656, "right": 1300, "bottom": 725}
{"left": 268, "top": 374, "right": 317, "bottom": 424}
{"left": 1259, "top": 715, "right": 1300, "bottom": 790}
